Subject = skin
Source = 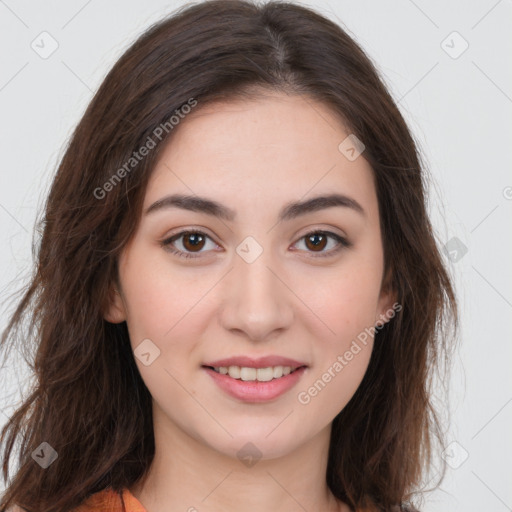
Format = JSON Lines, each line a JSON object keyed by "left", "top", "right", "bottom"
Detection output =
{"left": 105, "top": 91, "right": 396, "bottom": 512}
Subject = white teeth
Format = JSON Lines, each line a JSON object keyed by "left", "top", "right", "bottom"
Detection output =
{"left": 273, "top": 366, "right": 283, "bottom": 378}
{"left": 228, "top": 366, "right": 240, "bottom": 379}
{"left": 212, "top": 365, "right": 299, "bottom": 381}
{"left": 240, "top": 367, "right": 256, "bottom": 381}
{"left": 256, "top": 367, "right": 274, "bottom": 382}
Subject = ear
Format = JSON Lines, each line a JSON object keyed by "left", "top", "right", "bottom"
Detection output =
{"left": 375, "top": 267, "right": 399, "bottom": 328}
{"left": 103, "top": 282, "right": 127, "bottom": 324}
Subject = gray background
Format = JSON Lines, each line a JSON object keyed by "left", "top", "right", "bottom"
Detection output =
{"left": 1, "top": 0, "right": 511, "bottom": 510}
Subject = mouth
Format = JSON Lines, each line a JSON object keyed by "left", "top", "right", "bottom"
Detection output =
{"left": 201, "top": 363, "right": 308, "bottom": 403}
{"left": 201, "top": 364, "right": 307, "bottom": 382}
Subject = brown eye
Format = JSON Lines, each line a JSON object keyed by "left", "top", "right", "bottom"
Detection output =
{"left": 161, "top": 230, "right": 217, "bottom": 259}
{"left": 162, "top": 229, "right": 351, "bottom": 261}
{"left": 181, "top": 232, "right": 206, "bottom": 252}
{"left": 304, "top": 232, "right": 328, "bottom": 252}
{"left": 294, "top": 230, "right": 351, "bottom": 258}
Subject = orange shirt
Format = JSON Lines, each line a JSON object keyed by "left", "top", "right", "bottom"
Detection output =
{"left": 73, "top": 488, "right": 146, "bottom": 512}
{"left": 73, "top": 487, "right": 377, "bottom": 512}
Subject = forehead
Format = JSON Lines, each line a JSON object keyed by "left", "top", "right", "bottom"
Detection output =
{"left": 145, "top": 93, "right": 378, "bottom": 220}
{"left": 164, "top": 92, "right": 348, "bottom": 162}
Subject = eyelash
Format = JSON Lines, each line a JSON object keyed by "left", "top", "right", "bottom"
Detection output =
{"left": 160, "top": 229, "right": 351, "bottom": 260}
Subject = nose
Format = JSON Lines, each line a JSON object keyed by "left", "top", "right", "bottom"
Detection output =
{"left": 218, "top": 248, "right": 294, "bottom": 342}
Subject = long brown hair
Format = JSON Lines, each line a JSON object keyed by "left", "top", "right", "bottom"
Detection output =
{"left": 0, "top": 1, "right": 458, "bottom": 511}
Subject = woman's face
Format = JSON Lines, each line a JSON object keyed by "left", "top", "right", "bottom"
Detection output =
{"left": 106, "top": 92, "right": 395, "bottom": 460}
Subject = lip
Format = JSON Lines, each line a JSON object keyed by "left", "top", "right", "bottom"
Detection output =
{"left": 202, "top": 355, "right": 307, "bottom": 369}
{"left": 203, "top": 366, "right": 307, "bottom": 403}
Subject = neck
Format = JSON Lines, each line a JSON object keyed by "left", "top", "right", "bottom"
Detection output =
{"left": 129, "top": 404, "right": 350, "bottom": 512}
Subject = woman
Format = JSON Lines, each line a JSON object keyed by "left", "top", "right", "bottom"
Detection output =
{"left": 0, "top": 1, "right": 458, "bottom": 511}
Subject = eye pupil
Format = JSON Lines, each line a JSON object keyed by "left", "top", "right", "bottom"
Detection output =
{"left": 183, "top": 233, "right": 205, "bottom": 251}
{"left": 305, "top": 233, "right": 327, "bottom": 251}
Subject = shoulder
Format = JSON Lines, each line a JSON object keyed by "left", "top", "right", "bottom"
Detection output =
{"left": 70, "top": 487, "right": 120, "bottom": 512}
{"left": 71, "top": 487, "right": 147, "bottom": 512}
{"left": 3, "top": 488, "right": 145, "bottom": 512}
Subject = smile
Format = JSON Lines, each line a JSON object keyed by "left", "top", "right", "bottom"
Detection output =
{"left": 207, "top": 365, "right": 303, "bottom": 381}
{"left": 202, "top": 365, "right": 308, "bottom": 402}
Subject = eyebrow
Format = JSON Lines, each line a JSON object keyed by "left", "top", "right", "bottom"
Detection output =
{"left": 144, "top": 192, "right": 365, "bottom": 222}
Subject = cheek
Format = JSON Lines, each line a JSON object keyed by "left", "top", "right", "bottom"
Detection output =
{"left": 302, "top": 255, "right": 383, "bottom": 338}
{"left": 119, "top": 248, "right": 218, "bottom": 391}
{"left": 298, "top": 346, "right": 372, "bottom": 422}
{"left": 293, "top": 246, "right": 382, "bottom": 406}
{"left": 120, "top": 246, "right": 201, "bottom": 341}
{"left": 296, "top": 297, "right": 375, "bottom": 418}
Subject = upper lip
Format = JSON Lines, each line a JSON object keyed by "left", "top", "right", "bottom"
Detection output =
{"left": 202, "top": 355, "right": 308, "bottom": 369}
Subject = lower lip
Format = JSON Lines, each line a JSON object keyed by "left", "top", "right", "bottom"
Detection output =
{"left": 203, "top": 366, "right": 307, "bottom": 403}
